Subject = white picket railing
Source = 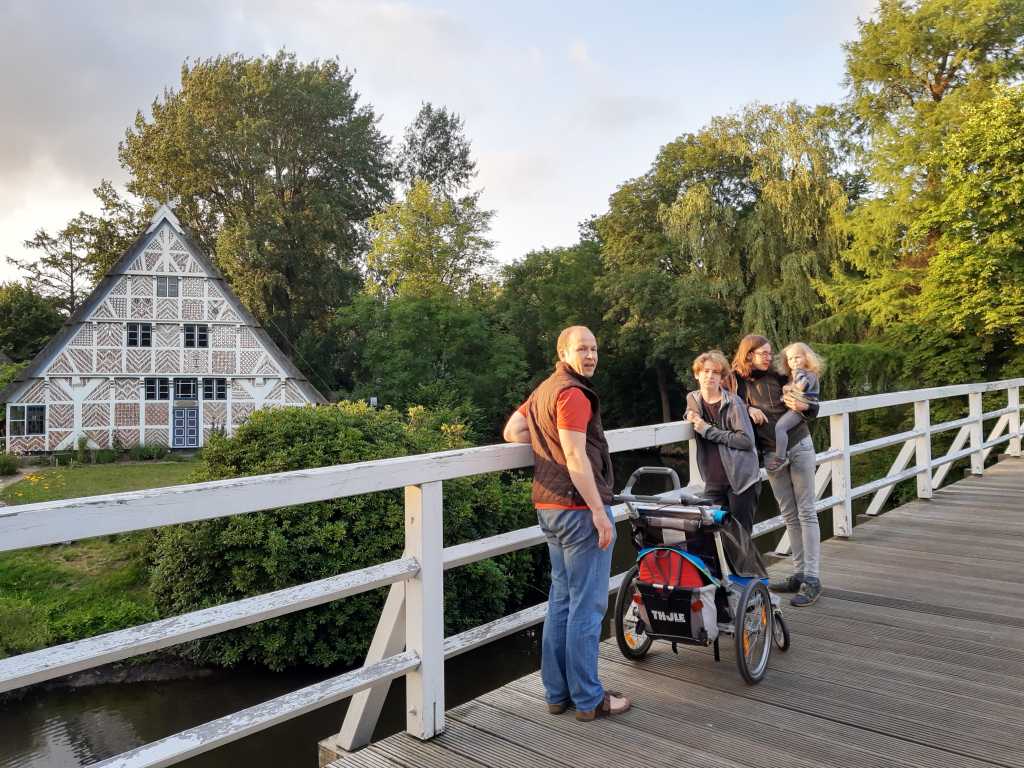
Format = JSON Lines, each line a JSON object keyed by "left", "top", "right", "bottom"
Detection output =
{"left": 0, "top": 378, "right": 1021, "bottom": 768}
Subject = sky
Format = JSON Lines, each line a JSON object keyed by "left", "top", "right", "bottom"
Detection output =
{"left": 0, "top": 0, "right": 877, "bottom": 284}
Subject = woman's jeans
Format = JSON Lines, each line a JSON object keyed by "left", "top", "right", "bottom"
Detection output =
{"left": 536, "top": 505, "right": 615, "bottom": 712}
{"left": 767, "top": 436, "right": 820, "bottom": 579}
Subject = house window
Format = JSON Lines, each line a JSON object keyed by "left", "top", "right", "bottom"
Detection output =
{"left": 127, "top": 323, "right": 152, "bottom": 347}
{"left": 9, "top": 405, "right": 46, "bottom": 436}
{"left": 183, "top": 324, "right": 208, "bottom": 348}
{"left": 202, "top": 378, "right": 228, "bottom": 400}
{"left": 145, "top": 377, "right": 171, "bottom": 400}
{"left": 156, "top": 276, "right": 179, "bottom": 297}
{"left": 174, "top": 378, "right": 198, "bottom": 399}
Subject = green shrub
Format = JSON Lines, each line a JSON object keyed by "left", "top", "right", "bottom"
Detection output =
{"left": 149, "top": 402, "right": 540, "bottom": 671}
{"left": 128, "top": 443, "right": 169, "bottom": 461}
{"left": 93, "top": 449, "right": 118, "bottom": 464}
{"left": 76, "top": 435, "right": 88, "bottom": 464}
{"left": 0, "top": 452, "right": 18, "bottom": 476}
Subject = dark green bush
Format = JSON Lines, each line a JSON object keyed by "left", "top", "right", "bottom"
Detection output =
{"left": 0, "top": 452, "right": 18, "bottom": 476}
{"left": 148, "top": 402, "right": 540, "bottom": 670}
{"left": 93, "top": 449, "right": 118, "bottom": 464}
{"left": 128, "top": 443, "right": 170, "bottom": 461}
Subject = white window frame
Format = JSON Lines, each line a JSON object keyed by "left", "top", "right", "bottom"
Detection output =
{"left": 174, "top": 378, "right": 198, "bottom": 400}
{"left": 145, "top": 377, "right": 171, "bottom": 401}
{"left": 127, "top": 323, "right": 152, "bottom": 348}
{"left": 156, "top": 276, "right": 180, "bottom": 298}
{"left": 202, "top": 378, "right": 228, "bottom": 400}
{"left": 183, "top": 324, "right": 209, "bottom": 349}
{"left": 9, "top": 404, "right": 46, "bottom": 436}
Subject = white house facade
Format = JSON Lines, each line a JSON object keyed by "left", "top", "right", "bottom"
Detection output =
{"left": 2, "top": 206, "right": 324, "bottom": 453}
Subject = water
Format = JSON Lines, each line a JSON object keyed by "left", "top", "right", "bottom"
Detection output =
{"left": 0, "top": 449, "right": 828, "bottom": 767}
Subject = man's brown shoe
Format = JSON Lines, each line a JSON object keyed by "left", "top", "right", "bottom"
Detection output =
{"left": 547, "top": 701, "right": 569, "bottom": 715}
{"left": 575, "top": 691, "right": 631, "bottom": 721}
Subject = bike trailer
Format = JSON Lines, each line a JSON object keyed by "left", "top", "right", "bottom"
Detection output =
{"left": 634, "top": 546, "right": 720, "bottom": 643}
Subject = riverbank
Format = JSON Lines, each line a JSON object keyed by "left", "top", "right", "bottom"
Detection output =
{"left": 0, "top": 460, "right": 198, "bottom": 658}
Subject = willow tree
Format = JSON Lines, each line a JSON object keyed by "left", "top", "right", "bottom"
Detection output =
{"left": 120, "top": 51, "right": 393, "bottom": 353}
{"left": 828, "top": 0, "right": 1024, "bottom": 331}
{"left": 596, "top": 103, "right": 847, "bottom": 420}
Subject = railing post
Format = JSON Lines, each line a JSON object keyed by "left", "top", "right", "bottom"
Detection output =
{"left": 404, "top": 481, "right": 445, "bottom": 740}
{"left": 688, "top": 434, "right": 704, "bottom": 489}
{"left": 969, "top": 392, "right": 984, "bottom": 475}
{"left": 914, "top": 400, "right": 933, "bottom": 499}
{"left": 1009, "top": 387, "right": 1021, "bottom": 457}
{"left": 830, "top": 412, "right": 853, "bottom": 538}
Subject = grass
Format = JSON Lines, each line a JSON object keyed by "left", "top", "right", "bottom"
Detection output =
{"left": 0, "top": 460, "right": 199, "bottom": 658}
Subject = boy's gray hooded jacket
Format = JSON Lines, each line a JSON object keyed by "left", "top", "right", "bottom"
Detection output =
{"left": 686, "top": 389, "right": 760, "bottom": 494}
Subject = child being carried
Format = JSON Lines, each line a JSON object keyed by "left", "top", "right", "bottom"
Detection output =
{"left": 766, "top": 342, "right": 824, "bottom": 472}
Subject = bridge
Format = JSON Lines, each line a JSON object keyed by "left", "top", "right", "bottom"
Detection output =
{"left": 0, "top": 378, "right": 1022, "bottom": 768}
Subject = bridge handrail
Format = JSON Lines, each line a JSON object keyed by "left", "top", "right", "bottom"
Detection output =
{"left": 0, "top": 378, "right": 1021, "bottom": 768}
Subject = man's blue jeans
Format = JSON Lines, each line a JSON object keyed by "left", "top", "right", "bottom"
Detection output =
{"left": 536, "top": 505, "right": 615, "bottom": 712}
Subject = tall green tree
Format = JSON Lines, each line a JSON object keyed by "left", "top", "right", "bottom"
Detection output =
{"left": 86, "top": 181, "right": 150, "bottom": 276}
{"left": 11, "top": 219, "right": 94, "bottom": 315}
{"left": 596, "top": 103, "right": 848, "bottom": 419}
{"left": 910, "top": 85, "right": 1024, "bottom": 377}
{"left": 397, "top": 102, "right": 477, "bottom": 197}
{"left": 366, "top": 180, "right": 495, "bottom": 300}
{"left": 830, "top": 0, "right": 1024, "bottom": 330}
{"left": 119, "top": 50, "right": 393, "bottom": 353}
{"left": 0, "top": 282, "right": 63, "bottom": 361}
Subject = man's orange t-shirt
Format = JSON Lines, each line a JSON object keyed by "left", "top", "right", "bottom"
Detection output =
{"left": 518, "top": 387, "right": 592, "bottom": 509}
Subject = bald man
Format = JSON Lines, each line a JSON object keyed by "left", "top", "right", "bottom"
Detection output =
{"left": 503, "top": 325, "right": 631, "bottom": 720}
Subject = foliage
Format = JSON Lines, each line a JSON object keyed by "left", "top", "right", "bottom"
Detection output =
{"left": 147, "top": 403, "right": 540, "bottom": 670}
{"left": 10, "top": 220, "right": 95, "bottom": 315}
{"left": 397, "top": 102, "right": 477, "bottom": 197}
{"left": 829, "top": 0, "right": 1024, "bottom": 332}
{"left": 366, "top": 180, "right": 495, "bottom": 300}
{"left": 595, "top": 103, "right": 847, "bottom": 418}
{"left": 326, "top": 293, "right": 529, "bottom": 437}
{"left": 0, "top": 282, "right": 64, "bottom": 363}
{"left": 128, "top": 443, "right": 170, "bottom": 461}
{"left": 120, "top": 50, "right": 393, "bottom": 353}
{"left": 0, "top": 453, "right": 18, "bottom": 476}
{"left": 913, "top": 85, "right": 1024, "bottom": 354}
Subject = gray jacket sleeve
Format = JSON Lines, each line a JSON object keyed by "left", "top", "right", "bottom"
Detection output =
{"left": 691, "top": 393, "right": 754, "bottom": 451}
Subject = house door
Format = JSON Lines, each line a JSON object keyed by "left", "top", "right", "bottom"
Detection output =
{"left": 172, "top": 408, "right": 199, "bottom": 448}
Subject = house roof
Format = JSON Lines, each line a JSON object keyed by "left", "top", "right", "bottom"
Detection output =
{"left": 0, "top": 205, "right": 326, "bottom": 405}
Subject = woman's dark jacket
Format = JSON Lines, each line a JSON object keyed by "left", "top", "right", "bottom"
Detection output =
{"left": 735, "top": 369, "right": 820, "bottom": 455}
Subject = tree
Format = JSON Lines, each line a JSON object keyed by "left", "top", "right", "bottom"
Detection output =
{"left": 366, "top": 180, "right": 495, "bottom": 300}
{"left": 397, "top": 102, "right": 477, "bottom": 197}
{"left": 595, "top": 103, "right": 848, "bottom": 420}
{"left": 86, "top": 180, "right": 150, "bottom": 276}
{"left": 119, "top": 50, "right": 394, "bottom": 353}
{"left": 10, "top": 219, "right": 94, "bottom": 315}
{"left": 909, "top": 85, "right": 1024, "bottom": 377}
{"left": 0, "top": 282, "right": 63, "bottom": 362}
{"left": 323, "top": 292, "right": 528, "bottom": 438}
{"left": 832, "top": 0, "right": 1024, "bottom": 329}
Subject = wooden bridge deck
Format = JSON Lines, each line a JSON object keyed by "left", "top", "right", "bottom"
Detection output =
{"left": 330, "top": 460, "right": 1024, "bottom": 768}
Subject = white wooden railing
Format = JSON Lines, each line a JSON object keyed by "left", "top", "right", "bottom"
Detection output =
{"left": 0, "top": 378, "right": 1021, "bottom": 768}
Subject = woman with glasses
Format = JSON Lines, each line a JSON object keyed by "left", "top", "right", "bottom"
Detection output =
{"left": 731, "top": 334, "right": 822, "bottom": 607}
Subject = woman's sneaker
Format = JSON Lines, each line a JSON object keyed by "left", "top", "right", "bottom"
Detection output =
{"left": 765, "top": 453, "right": 790, "bottom": 472}
{"left": 791, "top": 577, "right": 821, "bottom": 607}
{"left": 769, "top": 572, "right": 804, "bottom": 593}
